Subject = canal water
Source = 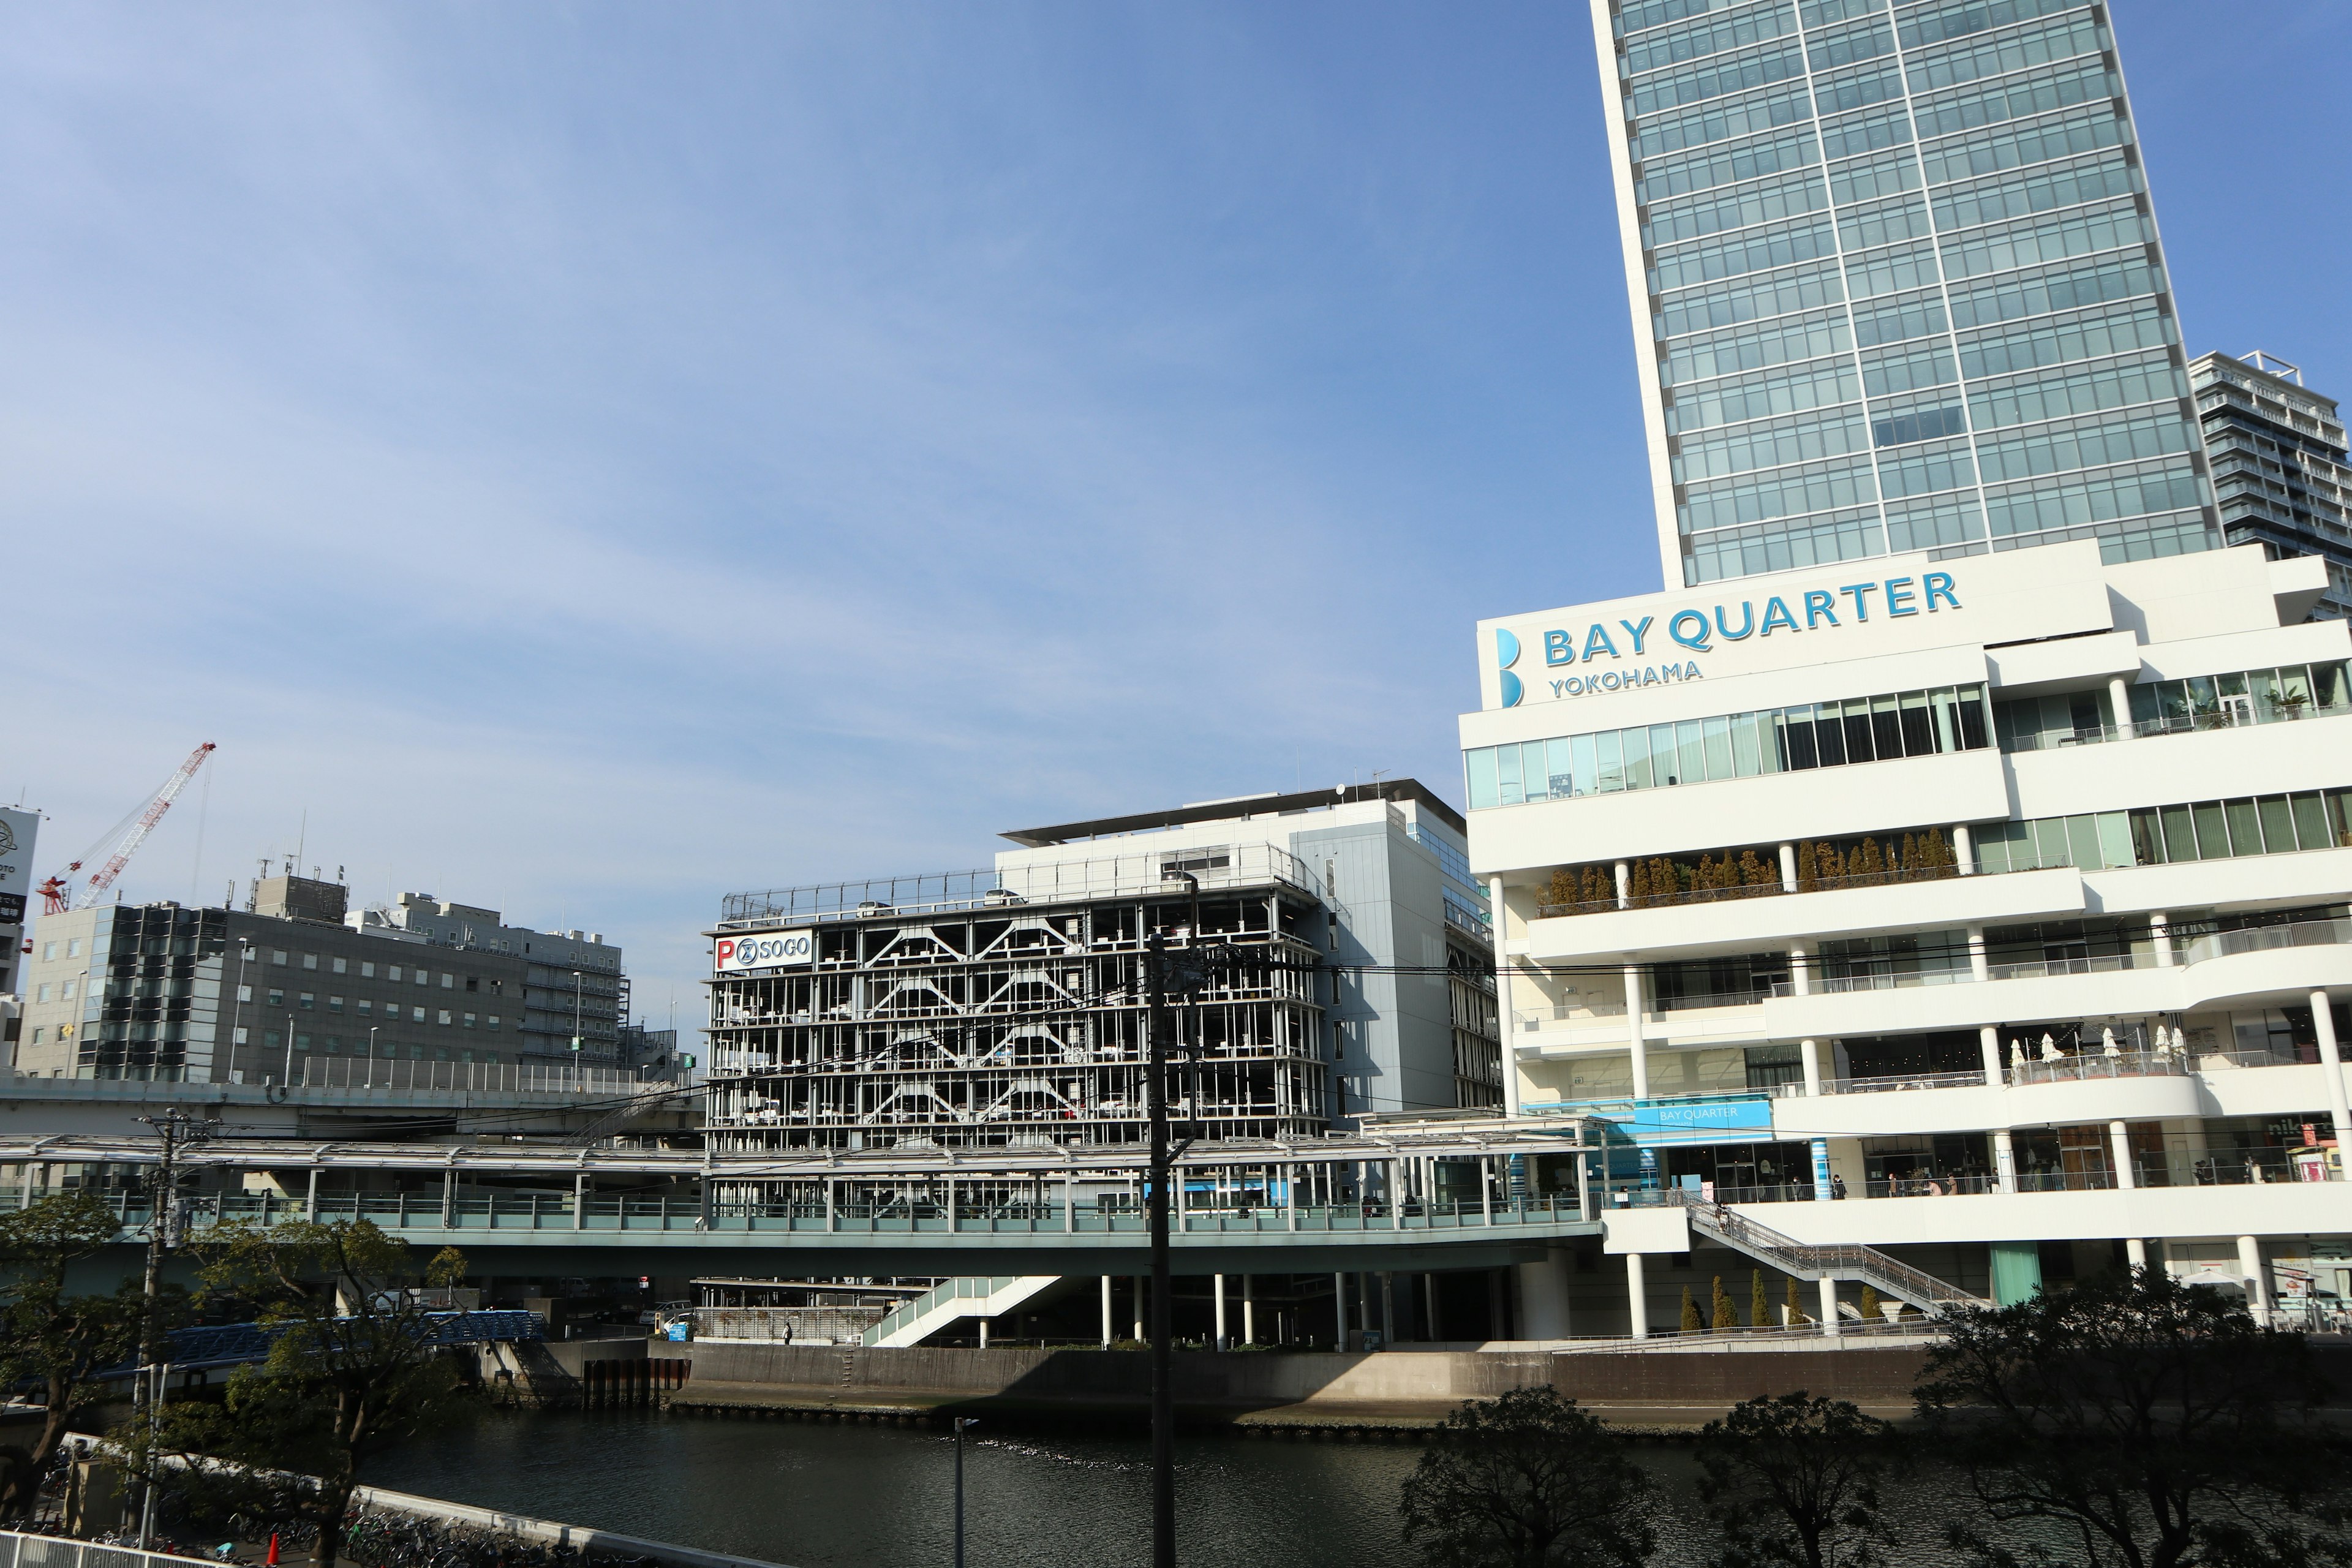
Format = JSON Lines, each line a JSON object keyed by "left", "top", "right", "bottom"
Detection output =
{"left": 369, "top": 1409, "right": 1975, "bottom": 1568}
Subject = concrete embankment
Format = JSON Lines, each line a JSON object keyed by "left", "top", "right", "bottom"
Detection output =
{"left": 666, "top": 1341, "right": 1936, "bottom": 1431}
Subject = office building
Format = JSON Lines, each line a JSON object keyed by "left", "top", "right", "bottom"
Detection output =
{"left": 702, "top": 782, "right": 1501, "bottom": 1153}
{"left": 2190, "top": 350, "right": 2352, "bottom": 620}
{"left": 0, "top": 807, "right": 37, "bottom": 997}
{"left": 15, "top": 877, "right": 632, "bottom": 1082}
{"left": 1592, "top": 0, "right": 2218, "bottom": 588}
{"left": 1462, "top": 538, "right": 2351, "bottom": 1325}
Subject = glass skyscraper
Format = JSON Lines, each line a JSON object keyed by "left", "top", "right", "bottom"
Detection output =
{"left": 1588, "top": 0, "right": 2222, "bottom": 587}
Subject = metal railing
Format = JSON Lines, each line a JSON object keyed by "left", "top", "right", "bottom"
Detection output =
{"left": 298, "top": 1057, "right": 657, "bottom": 1096}
{"left": 2179, "top": 916, "right": 2352, "bottom": 967}
{"left": 2008, "top": 1049, "right": 2181, "bottom": 1086}
{"left": 864, "top": 1275, "right": 1019, "bottom": 1343}
{"left": 1768, "top": 967, "right": 1972, "bottom": 998}
{"left": 1984, "top": 952, "right": 2147, "bottom": 981}
{"left": 1670, "top": 1191, "right": 1985, "bottom": 1311}
{"left": 4, "top": 1531, "right": 219, "bottom": 1568}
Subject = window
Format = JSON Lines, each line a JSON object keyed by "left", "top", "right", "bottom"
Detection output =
{"left": 28, "top": 1028, "right": 41, "bottom": 1045}
{"left": 388, "top": 966, "right": 402, "bottom": 983}
{"left": 412, "top": 1006, "right": 426, "bottom": 1023}
{"left": 415, "top": 970, "right": 428, "bottom": 987}
{"left": 267, "top": 989, "right": 284, "bottom": 1007}
{"left": 40, "top": 942, "right": 55, "bottom": 961}
{"left": 294, "top": 1034, "right": 311, "bottom": 1051}
{"left": 34, "top": 984, "right": 50, "bottom": 1003}
{"left": 332, "top": 957, "right": 347, "bottom": 975}
{"left": 301, "top": 954, "right": 318, "bottom": 971}
{"left": 356, "top": 998, "right": 372, "bottom": 1016}
{"left": 487, "top": 1016, "right": 501, "bottom": 1032}
{"left": 298, "top": 993, "right": 315, "bottom": 1010}
{"left": 441, "top": 973, "right": 454, "bottom": 989}
{"left": 465, "top": 976, "right": 479, "bottom": 993}
{"left": 237, "top": 986, "right": 252, "bottom": 1003}
{"left": 328, "top": 996, "right": 344, "bottom": 1014}
{"left": 233, "top": 1027, "right": 247, "bottom": 1046}
{"left": 271, "top": 950, "right": 287, "bottom": 966}
{"left": 462, "top": 1012, "right": 477, "bottom": 1029}
{"left": 1975, "top": 789, "right": 2352, "bottom": 871}
{"left": 437, "top": 1011, "right": 451, "bottom": 1027}
{"left": 66, "top": 940, "right": 80, "bottom": 958}
{"left": 361, "top": 962, "right": 375, "bottom": 979}
{"left": 263, "top": 1031, "right": 281, "bottom": 1048}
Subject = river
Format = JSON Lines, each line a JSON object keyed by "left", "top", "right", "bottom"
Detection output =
{"left": 367, "top": 1409, "right": 1975, "bottom": 1568}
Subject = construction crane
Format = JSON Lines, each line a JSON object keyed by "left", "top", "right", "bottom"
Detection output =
{"left": 37, "top": 743, "right": 218, "bottom": 916}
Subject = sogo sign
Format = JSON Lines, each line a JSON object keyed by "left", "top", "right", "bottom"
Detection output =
{"left": 714, "top": 929, "right": 815, "bottom": 973}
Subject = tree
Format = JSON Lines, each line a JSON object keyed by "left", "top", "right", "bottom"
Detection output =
{"left": 0, "top": 1191, "right": 154, "bottom": 1519}
{"left": 1784, "top": 1278, "right": 1807, "bottom": 1330}
{"left": 1751, "top": 1272, "right": 1770, "bottom": 1332}
{"left": 1697, "top": 1393, "right": 1894, "bottom": 1568}
{"left": 1682, "top": 1289, "right": 1703, "bottom": 1333}
{"left": 1712, "top": 1276, "right": 1739, "bottom": 1331}
{"left": 140, "top": 1220, "right": 478, "bottom": 1568}
{"left": 1400, "top": 1387, "right": 1657, "bottom": 1568}
{"left": 1915, "top": 1267, "right": 2352, "bottom": 1567}
{"left": 1858, "top": 1285, "right": 1879, "bottom": 1323}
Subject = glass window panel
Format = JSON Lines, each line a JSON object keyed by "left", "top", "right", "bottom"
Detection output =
{"left": 1843, "top": 701, "right": 1877, "bottom": 763}
{"left": 1898, "top": 690, "right": 1934, "bottom": 755}
{"left": 2258, "top": 796, "right": 2297, "bottom": 856}
{"left": 1595, "top": 730, "right": 1626, "bottom": 793}
{"left": 2031, "top": 817, "right": 2070, "bottom": 869}
{"left": 2214, "top": 798, "right": 2258, "bottom": 853}
{"left": 2316, "top": 663, "right": 2348, "bottom": 710}
{"left": 2158, "top": 803, "right": 2199, "bottom": 862}
{"left": 2095, "top": 812, "right": 2133, "bottom": 869}
{"left": 2157, "top": 680, "right": 2190, "bottom": 720}
{"left": 2248, "top": 669, "right": 2283, "bottom": 720}
{"left": 1523, "top": 742, "right": 1553, "bottom": 801}
{"left": 1931, "top": 687, "right": 1959, "bottom": 752}
{"left": 2128, "top": 808, "right": 2163, "bottom": 865}
{"left": 2326, "top": 791, "right": 2352, "bottom": 847}
{"left": 1627, "top": 728, "right": 1665, "bottom": 790}
{"left": 1703, "top": 719, "right": 1740, "bottom": 780}
{"left": 2215, "top": 671, "right": 2248, "bottom": 698}
{"left": 1756, "top": 713, "right": 1786, "bottom": 773}
{"left": 1870, "top": 694, "right": 1904, "bottom": 760}
{"left": 1973, "top": 823, "right": 2011, "bottom": 874}
{"left": 1815, "top": 707, "right": 1849, "bottom": 766}
{"left": 2127, "top": 683, "right": 2158, "bottom": 725}
{"left": 2278, "top": 666, "right": 2313, "bottom": 712}
{"left": 2290, "top": 791, "right": 2329, "bottom": 851}
{"left": 1545, "top": 738, "right": 1576, "bottom": 799}
{"left": 2185, "top": 675, "right": 2217, "bottom": 716}
{"left": 1785, "top": 709, "right": 1820, "bottom": 769}
{"left": 1570, "top": 733, "right": 1599, "bottom": 797}
{"left": 1677, "top": 720, "right": 1706, "bottom": 786}
{"left": 1731, "top": 713, "right": 1762, "bottom": 777}
{"left": 2191, "top": 801, "right": 2231, "bottom": 859}
{"left": 2063, "top": 815, "right": 2101, "bottom": 870}
{"left": 1496, "top": 744, "right": 1523, "bottom": 806}
{"left": 1956, "top": 684, "right": 1988, "bottom": 748}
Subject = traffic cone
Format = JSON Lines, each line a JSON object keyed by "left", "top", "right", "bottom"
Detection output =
{"left": 266, "top": 1534, "right": 280, "bottom": 1565}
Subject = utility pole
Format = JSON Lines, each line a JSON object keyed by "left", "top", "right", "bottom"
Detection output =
{"left": 133, "top": 1110, "right": 211, "bottom": 1549}
{"left": 1144, "top": 924, "right": 1175, "bottom": 1568}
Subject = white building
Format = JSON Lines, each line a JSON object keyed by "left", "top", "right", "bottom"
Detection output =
{"left": 1459, "top": 539, "right": 2352, "bottom": 1329}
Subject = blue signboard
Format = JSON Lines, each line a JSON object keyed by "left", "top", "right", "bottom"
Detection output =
{"left": 1621, "top": 1098, "right": 1777, "bottom": 1139}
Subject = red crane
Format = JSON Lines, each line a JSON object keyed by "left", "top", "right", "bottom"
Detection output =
{"left": 39, "top": 742, "right": 218, "bottom": 916}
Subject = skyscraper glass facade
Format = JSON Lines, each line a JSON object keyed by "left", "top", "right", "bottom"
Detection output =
{"left": 1591, "top": 0, "right": 2222, "bottom": 587}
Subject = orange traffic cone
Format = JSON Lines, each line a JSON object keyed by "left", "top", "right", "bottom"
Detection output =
{"left": 266, "top": 1534, "right": 280, "bottom": 1566}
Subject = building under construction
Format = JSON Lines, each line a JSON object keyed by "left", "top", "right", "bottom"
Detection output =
{"left": 703, "top": 782, "right": 1502, "bottom": 1155}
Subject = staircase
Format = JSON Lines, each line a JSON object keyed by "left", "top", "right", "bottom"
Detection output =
{"left": 1669, "top": 1194, "right": 1989, "bottom": 1316}
{"left": 861, "top": 1275, "right": 1061, "bottom": 1348}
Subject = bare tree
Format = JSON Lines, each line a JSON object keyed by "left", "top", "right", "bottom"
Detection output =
{"left": 1696, "top": 1392, "right": 1895, "bottom": 1568}
{"left": 1916, "top": 1267, "right": 2351, "bottom": 1568}
{"left": 1400, "top": 1386, "right": 1657, "bottom": 1568}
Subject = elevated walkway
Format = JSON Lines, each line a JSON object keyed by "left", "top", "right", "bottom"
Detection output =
{"left": 862, "top": 1276, "right": 1061, "bottom": 1347}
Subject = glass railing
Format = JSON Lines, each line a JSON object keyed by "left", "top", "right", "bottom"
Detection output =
{"left": 2179, "top": 916, "right": 2352, "bottom": 967}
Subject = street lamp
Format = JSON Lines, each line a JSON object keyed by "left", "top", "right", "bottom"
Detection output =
{"left": 1144, "top": 869, "right": 1204, "bottom": 1568}
{"left": 224, "top": 942, "right": 255, "bottom": 1085}
{"left": 571, "top": 970, "right": 584, "bottom": 1057}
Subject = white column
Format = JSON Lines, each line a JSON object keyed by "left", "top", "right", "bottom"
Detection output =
{"left": 1967, "top": 925, "right": 1989, "bottom": 983}
{"left": 1992, "top": 1128, "right": 2018, "bottom": 1195}
{"left": 2151, "top": 911, "right": 2176, "bottom": 968}
{"left": 1953, "top": 822, "right": 1975, "bottom": 875}
{"left": 2238, "top": 1235, "right": 2270, "bottom": 1325}
{"left": 1777, "top": 842, "right": 1798, "bottom": 892}
{"left": 979, "top": 1318, "right": 989, "bottom": 1349}
{"left": 2126, "top": 1237, "right": 2149, "bottom": 1272}
{"left": 2312, "top": 990, "right": 2350, "bottom": 1160}
{"left": 1818, "top": 1276, "right": 1841, "bottom": 1338}
{"left": 1800, "top": 1041, "right": 1823, "bottom": 1097}
{"left": 1133, "top": 1276, "right": 1144, "bottom": 1343}
{"left": 1490, "top": 875, "right": 1522, "bottom": 1118}
{"left": 1214, "top": 1274, "right": 1228, "bottom": 1350}
{"left": 2108, "top": 675, "right": 2134, "bottom": 740}
{"left": 2109, "top": 1120, "right": 2137, "bottom": 1190}
{"left": 1242, "top": 1275, "right": 1256, "bottom": 1346}
{"left": 1978, "top": 1025, "right": 2003, "bottom": 1090}
{"left": 1624, "top": 963, "right": 1649, "bottom": 1100}
{"left": 1101, "top": 1275, "right": 1113, "bottom": 1347}
{"left": 1625, "top": 1253, "right": 1648, "bottom": 1341}
{"left": 1789, "top": 941, "right": 1812, "bottom": 996}
{"left": 1333, "top": 1272, "right": 1348, "bottom": 1350}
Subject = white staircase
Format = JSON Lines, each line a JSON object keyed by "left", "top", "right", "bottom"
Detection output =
{"left": 1672, "top": 1194, "right": 1989, "bottom": 1314}
{"left": 861, "top": 1275, "right": 1061, "bottom": 1348}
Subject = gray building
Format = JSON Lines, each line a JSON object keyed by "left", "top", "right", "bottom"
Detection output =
{"left": 2190, "top": 350, "right": 2352, "bottom": 620}
{"left": 702, "top": 782, "right": 1501, "bottom": 1153}
{"left": 15, "top": 877, "right": 632, "bottom": 1082}
{"left": 349, "top": 891, "right": 628, "bottom": 1068}
{"left": 1591, "top": 0, "right": 2220, "bottom": 587}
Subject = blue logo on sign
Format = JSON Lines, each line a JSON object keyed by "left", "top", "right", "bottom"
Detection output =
{"left": 1496, "top": 630, "right": 1523, "bottom": 707}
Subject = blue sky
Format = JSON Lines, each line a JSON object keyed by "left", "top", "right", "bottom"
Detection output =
{"left": 6, "top": 1, "right": 2345, "bottom": 1021}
